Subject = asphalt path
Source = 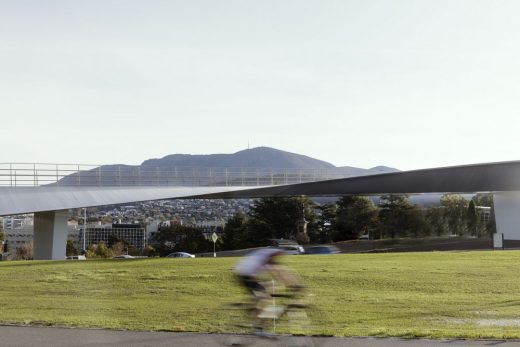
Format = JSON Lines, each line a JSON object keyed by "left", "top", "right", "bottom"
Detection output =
{"left": 1, "top": 325, "right": 520, "bottom": 347}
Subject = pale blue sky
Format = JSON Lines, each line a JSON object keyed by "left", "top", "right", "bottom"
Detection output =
{"left": 1, "top": 0, "right": 519, "bottom": 170}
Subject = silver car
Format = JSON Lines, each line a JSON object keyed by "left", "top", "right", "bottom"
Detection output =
{"left": 166, "top": 252, "right": 195, "bottom": 258}
{"left": 276, "top": 244, "right": 305, "bottom": 255}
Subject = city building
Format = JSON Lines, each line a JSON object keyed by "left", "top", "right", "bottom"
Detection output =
{"left": 79, "top": 223, "right": 146, "bottom": 251}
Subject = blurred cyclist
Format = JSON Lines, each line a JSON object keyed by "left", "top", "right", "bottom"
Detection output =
{"left": 234, "top": 247, "right": 303, "bottom": 336}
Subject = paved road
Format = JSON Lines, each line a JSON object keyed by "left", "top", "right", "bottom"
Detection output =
{"left": 1, "top": 325, "right": 519, "bottom": 347}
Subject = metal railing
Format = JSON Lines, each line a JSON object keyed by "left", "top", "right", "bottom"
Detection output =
{"left": 0, "top": 163, "right": 346, "bottom": 187}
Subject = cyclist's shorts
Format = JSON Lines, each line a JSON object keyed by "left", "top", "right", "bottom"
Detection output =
{"left": 238, "top": 275, "right": 265, "bottom": 296}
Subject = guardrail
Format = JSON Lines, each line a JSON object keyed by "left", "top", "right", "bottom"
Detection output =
{"left": 0, "top": 163, "right": 345, "bottom": 187}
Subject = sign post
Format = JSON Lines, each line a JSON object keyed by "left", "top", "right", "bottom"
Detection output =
{"left": 493, "top": 233, "right": 504, "bottom": 250}
{"left": 211, "top": 232, "right": 218, "bottom": 257}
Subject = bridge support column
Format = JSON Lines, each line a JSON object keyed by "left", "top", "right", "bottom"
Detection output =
{"left": 493, "top": 192, "right": 520, "bottom": 241}
{"left": 33, "top": 210, "right": 68, "bottom": 260}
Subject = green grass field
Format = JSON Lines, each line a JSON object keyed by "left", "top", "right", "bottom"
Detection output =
{"left": 1, "top": 251, "right": 520, "bottom": 339}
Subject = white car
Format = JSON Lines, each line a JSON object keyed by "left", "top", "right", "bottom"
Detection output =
{"left": 166, "top": 252, "right": 195, "bottom": 258}
{"left": 113, "top": 254, "right": 135, "bottom": 259}
{"left": 276, "top": 245, "right": 305, "bottom": 255}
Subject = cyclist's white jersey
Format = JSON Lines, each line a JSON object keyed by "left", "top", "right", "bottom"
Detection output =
{"left": 234, "top": 248, "right": 282, "bottom": 277}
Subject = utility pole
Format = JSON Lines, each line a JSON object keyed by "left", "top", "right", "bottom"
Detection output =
{"left": 83, "top": 208, "right": 87, "bottom": 253}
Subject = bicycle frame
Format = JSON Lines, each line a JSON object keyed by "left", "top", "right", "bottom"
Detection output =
{"left": 218, "top": 282, "right": 317, "bottom": 347}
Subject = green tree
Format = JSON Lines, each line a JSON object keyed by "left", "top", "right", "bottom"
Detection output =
{"left": 85, "top": 245, "right": 97, "bottom": 259}
{"left": 221, "top": 213, "right": 251, "bottom": 250}
{"left": 143, "top": 245, "right": 156, "bottom": 257}
{"left": 155, "top": 225, "right": 209, "bottom": 255}
{"left": 333, "top": 196, "right": 378, "bottom": 241}
{"left": 66, "top": 240, "right": 79, "bottom": 256}
{"left": 424, "top": 207, "right": 447, "bottom": 236}
{"left": 378, "top": 195, "right": 425, "bottom": 238}
{"left": 440, "top": 194, "right": 468, "bottom": 236}
{"left": 86, "top": 241, "right": 113, "bottom": 258}
{"left": 96, "top": 241, "right": 113, "bottom": 258}
{"left": 466, "top": 200, "right": 479, "bottom": 237}
{"left": 247, "top": 197, "right": 317, "bottom": 246}
{"left": 406, "top": 207, "right": 427, "bottom": 237}
{"left": 472, "top": 193, "right": 494, "bottom": 207}
{"left": 313, "top": 203, "right": 337, "bottom": 243}
{"left": 174, "top": 227, "right": 209, "bottom": 254}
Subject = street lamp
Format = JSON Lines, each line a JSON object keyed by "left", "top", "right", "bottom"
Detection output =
{"left": 82, "top": 208, "right": 87, "bottom": 253}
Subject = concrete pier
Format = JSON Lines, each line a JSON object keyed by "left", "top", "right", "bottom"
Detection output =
{"left": 33, "top": 210, "right": 68, "bottom": 260}
{"left": 493, "top": 192, "right": 520, "bottom": 241}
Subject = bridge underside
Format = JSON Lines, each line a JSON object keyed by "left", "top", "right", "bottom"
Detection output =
{"left": 3, "top": 160, "right": 520, "bottom": 259}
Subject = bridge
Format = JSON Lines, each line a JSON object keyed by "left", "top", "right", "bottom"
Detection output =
{"left": 1, "top": 161, "right": 520, "bottom": 260}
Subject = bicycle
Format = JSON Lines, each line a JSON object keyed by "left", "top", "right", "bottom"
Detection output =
{"left": 217, "top": 283, "right": 319, "bottom": 347}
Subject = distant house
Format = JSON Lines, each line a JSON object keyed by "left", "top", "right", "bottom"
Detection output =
{"left": 476, "top": 206, "right": 492, "bottom": 223}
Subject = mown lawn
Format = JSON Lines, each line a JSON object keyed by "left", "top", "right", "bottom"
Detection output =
{"left": 1, "top": 251, "right": 520, "bottom": 339}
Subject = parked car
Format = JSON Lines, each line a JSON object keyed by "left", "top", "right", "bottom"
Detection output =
{"left": 304, "top": 245, "right": 340, "bottom": 255}
{"left": 113, "top": 254, "right": 135, "bottom": 259}
{"left": 269, "top": 239, "right": 305, "bottom": 255}
{"left": 276, "top": 244, "right": 305, "bottom": 255}
{"left": 66, "top": 255, "right": 86, "bottom": 260}
{"left": 166, "top": 252, "right": 195, "bottom": 258}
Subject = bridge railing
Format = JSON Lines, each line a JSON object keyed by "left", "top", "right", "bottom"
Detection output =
{"left": 0, "top": 163, "right": 345, "bottom": 187}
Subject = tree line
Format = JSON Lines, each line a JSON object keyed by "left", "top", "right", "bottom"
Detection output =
{"left": 153, "top": 193, "right": 496, "bottom": 254}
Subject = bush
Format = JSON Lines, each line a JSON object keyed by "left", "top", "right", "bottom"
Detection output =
{"left": 13, "top": 242, "right": 33, "bottom": 260}
{"left": 66, "top": 240, "right": 79, "bottom": 256}
{"left": 143, "top": 245, "right": 156, "bottom": 257}
{"left": 86, "top": 241, "right": 113, "bottom": 259}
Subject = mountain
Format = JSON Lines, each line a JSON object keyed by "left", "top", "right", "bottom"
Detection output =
{"left": 56, "top": 147, "right": 400, "bottom": 186}
{"left": 142, "top": 147, "right": 338, "bottom": 170}
{"left": 142, "top": 147, "right": 399, "bottom": 175}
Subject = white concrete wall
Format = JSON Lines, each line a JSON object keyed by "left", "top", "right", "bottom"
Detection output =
{"left": 494, "top": 192, "right": 520, "bottom": 240}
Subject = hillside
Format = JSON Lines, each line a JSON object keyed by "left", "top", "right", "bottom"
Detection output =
{"left": 142, "top": 147, "right": 337, "bottom": 170}
{"left": 57, "top": 147, "right": 400, "bottom": 185}
{"left": 142, "top": 147, "right": 399, "bottom": 175}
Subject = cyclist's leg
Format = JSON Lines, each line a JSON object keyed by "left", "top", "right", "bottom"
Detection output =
{"left": 237, "top": 276, "right": 268, "bottom": 326}
{"left": 237, "top": 276, "right": 285, "bottom": 340}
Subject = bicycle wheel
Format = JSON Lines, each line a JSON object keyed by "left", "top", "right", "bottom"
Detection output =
{"left": 216, "top": 302, "right": 259, "bottom": 346}
{"left": 274, "top": 296, "right": 323, "bottom": 347}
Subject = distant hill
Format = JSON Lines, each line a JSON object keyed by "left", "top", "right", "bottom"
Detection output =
{"left": 142, "top": 147, "right": 399, "bottom": 175}
{"left": 56, "top": 147, "right": 400, "bottom": 186}
{"left": 142, "top": 147, "right": 337, "bottom": 170}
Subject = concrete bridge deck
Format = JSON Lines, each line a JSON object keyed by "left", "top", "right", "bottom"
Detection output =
{"left": 2, "top": 160, "right": 520, "bottom": 259}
